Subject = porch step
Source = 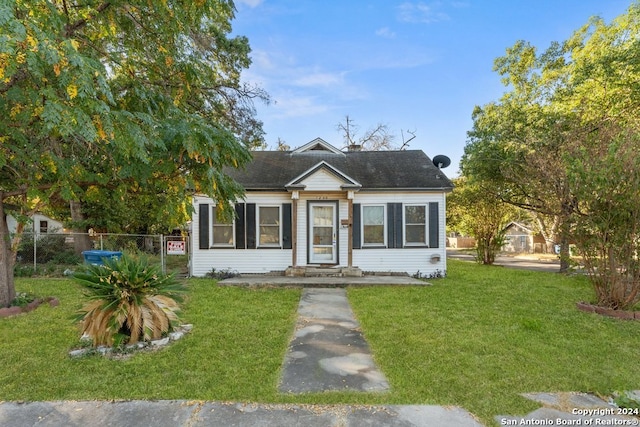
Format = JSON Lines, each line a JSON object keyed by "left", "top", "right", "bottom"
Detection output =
{"left": 285, "top": 266, "right": 363, "bottom": 278}
{"left": 304, "top": 268, "right": 342, "bottom": 277}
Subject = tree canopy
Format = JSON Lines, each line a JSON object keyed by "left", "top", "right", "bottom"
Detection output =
{"left": 461, "top": 2, "right": 640, "bottom": 307}
{"left": 0, "top": 0, "right": 267, "bottom": 306}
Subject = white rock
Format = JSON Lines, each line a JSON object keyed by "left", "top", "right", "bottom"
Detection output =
{"left": 169, "top": 331, "right": 184, "bottom": 341}
{"left": 151, "top": 337, "right": 170, "bottom": 346}
{"left": 96, "top": 346, "right": 112, "bottom": 355}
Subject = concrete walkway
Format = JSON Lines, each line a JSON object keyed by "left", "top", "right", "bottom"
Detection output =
{"left": 279, "top": 288, "right": 389, "bottom": 393}
{"left": 219, "top": 274, "right": 427, "bottom": 287}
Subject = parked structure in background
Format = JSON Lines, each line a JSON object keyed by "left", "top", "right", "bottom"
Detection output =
{"left": 447, "top": 233, "right": 476, "bottom": 249}
{"left": 501, "top": 222, "right": 547, "bottom": 254}
{"left": 6, "top": 213, "right": 64, "bottom": 236}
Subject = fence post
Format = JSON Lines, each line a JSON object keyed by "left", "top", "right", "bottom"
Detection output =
{"left": 160, "top": 235, "right": 165, "bottom": 274}
{"left": 33, "top": 233, "right": 37, "bottom": 272}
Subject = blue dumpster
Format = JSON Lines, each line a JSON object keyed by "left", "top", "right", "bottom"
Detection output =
{"left": 82, "top": 250, "right": 123, "bottom": 266}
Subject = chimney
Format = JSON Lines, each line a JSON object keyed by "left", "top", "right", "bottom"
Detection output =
{"left": 348, "top": 144, "right": 362, "bottom": 152}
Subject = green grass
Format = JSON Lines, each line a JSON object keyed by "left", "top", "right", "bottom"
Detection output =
{"left": 348, "top": 261, "right": 640, "bottom": 424}
{"left": 0, "top": 278, "right": 300, "bottom": 402}
{"left": 2, "top": 261, "right": 639, "bottom": 426}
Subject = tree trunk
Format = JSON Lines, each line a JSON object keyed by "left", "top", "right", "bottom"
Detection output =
{"left": 70, "top": 200, "right": 92, "bottom": 255}
{"left": 558, "top": 200, "right": 574, "bottom": 274}
{"left": 0, "top": 196, "right": 16, "bottom": 308}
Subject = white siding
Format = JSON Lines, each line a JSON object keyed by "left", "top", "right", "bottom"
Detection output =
{"left": 191, "top": 194, "right": 292, "bottom": 276}
{"left": 299, "top": 169, "right": 346, "bottom": 192}
{"left": 6, "top": 214, "right": 64, "bottom": 235}
{"left": 352, "top": 191, "right": 448, "bottom": 276}
{"left": 191, "top": 190, "right": 449, "bottom": 277}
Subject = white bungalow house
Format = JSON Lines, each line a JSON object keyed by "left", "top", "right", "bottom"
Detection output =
{"left": 190, "top": 138, "right": 454, "bottom": 277}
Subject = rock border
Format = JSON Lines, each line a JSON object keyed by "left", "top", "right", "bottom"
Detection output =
{"left": 576, "top": 302, "right": 640, "bottom": 321}
{"left": 0, "top": 297, "right": 60, "bottom": 318}
{"left": 69, "top": 324, "right": 193, "bottom": 359}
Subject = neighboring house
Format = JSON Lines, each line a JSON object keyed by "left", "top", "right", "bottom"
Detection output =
{"left": 6, "top": 213, "right": 64, "bottom": 236}
{"left": 447, "top": 233, "right": 476, "bottom": 249}
{"left": 191, "top": 138, "right": 454, "bottom": 277}
{"left": 502, "top": 222, "right": 546, "bottom": 254}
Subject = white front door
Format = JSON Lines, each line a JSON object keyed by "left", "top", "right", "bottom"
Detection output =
{"left": 309, "top": 202, "right": 337, "bottom": 264}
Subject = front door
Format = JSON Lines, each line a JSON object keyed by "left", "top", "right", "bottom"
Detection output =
{"left": 309, "top": 202, "right": 337, "bottom": 264}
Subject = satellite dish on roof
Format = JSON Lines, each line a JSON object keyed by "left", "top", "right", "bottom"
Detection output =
{"left": 432, "top": 155, "right": 451, "bottom": 169}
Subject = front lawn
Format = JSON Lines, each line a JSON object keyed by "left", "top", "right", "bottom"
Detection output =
{"left": 348, "top": 261, "right": 640, "bottom": 423}
{"left": 1, "top": 260, "right": 638, "bottom": 426}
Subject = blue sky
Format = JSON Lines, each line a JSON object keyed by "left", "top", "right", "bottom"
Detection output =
{"left": 231, "top": 0, "right": 633, "bottom": 176}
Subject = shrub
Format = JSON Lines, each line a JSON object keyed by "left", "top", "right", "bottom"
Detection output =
{"left": 10, "top": 292, "right": 37, "bottom": 307}
{"left": 17, "top": 234, "right": 77, "bottom": 264}
{"left": 205, "top": 267, "right": 239, "bottom": 280}
{"left": 74, "top": 255, "right": 186, "bottom": 347}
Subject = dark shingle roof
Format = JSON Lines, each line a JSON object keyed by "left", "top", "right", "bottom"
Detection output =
{"left": 224, "top": 149, "right": 454, "bottom": 191}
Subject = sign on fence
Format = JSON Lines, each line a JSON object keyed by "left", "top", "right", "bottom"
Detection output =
{"left": 167, "top": 240, "right": 186, "bottom": 255}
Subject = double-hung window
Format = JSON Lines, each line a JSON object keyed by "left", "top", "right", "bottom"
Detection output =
{"left": 212, "top": 212, "right": 234, "bottom": 247}
{"left": 258, "top": 205, "right": 281, "bottom": 247}
{"left": 404, "top": 205, "right": 427, "bottom": 245}
{"left": 362, "top": 205, "right": 385, "bottom": 246}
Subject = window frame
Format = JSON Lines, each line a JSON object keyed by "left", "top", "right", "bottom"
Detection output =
{"left": 257, "top": 204, "right": 282, "bottom": 248}
{"left": 361, "top": 204, "right": 386, "bottom": 247}
{"left": 403, "top": 204, "right": 428, "bottom": 246}
{"left": 211, "top": 206, "right": 235, "bottom": 247}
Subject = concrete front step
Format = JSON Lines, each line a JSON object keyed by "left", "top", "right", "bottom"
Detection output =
{"left": 304, "top": 268, "right": 343, "bottom": 277}
{"left": 285, "top": 266, "right": 363, "bottom": 277}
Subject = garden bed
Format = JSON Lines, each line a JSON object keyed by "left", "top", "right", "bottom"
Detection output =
{"left": 576, "top": 302, "right": 640, "bottom": 320}
{"left": 0, "top": 297, "right": 59, "bottom": 318}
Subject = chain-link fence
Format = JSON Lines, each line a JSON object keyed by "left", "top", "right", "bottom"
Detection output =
{"left": 13, "top": 232, "right": 189, "bottom": 278}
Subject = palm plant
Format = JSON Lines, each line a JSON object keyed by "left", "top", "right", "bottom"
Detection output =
{"left": 74, "top": 255, "right": 186, "bottom": 347}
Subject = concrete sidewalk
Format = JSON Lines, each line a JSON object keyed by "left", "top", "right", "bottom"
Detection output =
{"left": 0, "top": 400, "right": 484, "bottom": 426}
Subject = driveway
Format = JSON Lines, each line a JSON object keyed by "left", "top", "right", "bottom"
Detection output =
{"left": 447, "top": 250, "right": 561, "bottom": 273}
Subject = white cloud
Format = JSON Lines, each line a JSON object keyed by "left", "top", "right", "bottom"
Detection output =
{"left": 250, "top": 49, "right": 275, "bottom": 70}
{"left": 375, "top": 27, "right": 397, "bottom": 38}
{"left": 397, "top": 2, "right": 450, "bottom": 23}
{"left": 293, "top": 72, "right": 345, "bottom": 87}
{"left": 268, "top": 93, "right": 332, "bottom": 119}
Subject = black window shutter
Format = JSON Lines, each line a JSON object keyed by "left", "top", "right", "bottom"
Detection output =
{"left": 282, "top": 203, "right": 292, "bottom": 249}
{"left": 387, "top": 203, "right": 403, "bottom": 248}
{"left": 394, "top": 203, "right": 403, "bottom": 248}
{"left": 429, "top": 202, "right": 439, "bottom": 248}
{"left": 387, "top": 203, "right": 395, "bottom": 248}
{"left": 235, "top": 203, "right": 246, "bottom": 249}
{"left": 246, "top": 203, "right": 256, "bottom": 249}
{"left": 352, "top": 203, "right": 361, "bottom": 249}
{"left": 198, "top": 204, "right": 209, "bottom": 249}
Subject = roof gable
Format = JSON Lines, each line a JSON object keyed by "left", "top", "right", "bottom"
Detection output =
{"left": 286, "top": 161, "right": 362, "bottom": 191}
{"left": 291, "top": 138, "right": 344, "bottom": 155}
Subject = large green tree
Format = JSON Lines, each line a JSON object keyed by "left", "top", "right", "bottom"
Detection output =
{"left": 447, "top": 177, "right": 517, "bottom": 265}
{"left": 462, "top": 3, "right": 640, "bottom": 307}
{"left": 0, "top": 0, "right": 265, "bottom": 306}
